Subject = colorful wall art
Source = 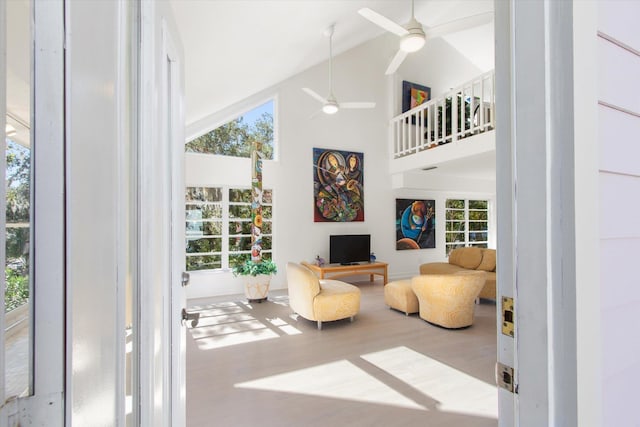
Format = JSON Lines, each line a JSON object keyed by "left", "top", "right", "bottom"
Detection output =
{"left": 313, "top": 148, "right": 364, "bottom": 222}
{"left": 251, "top": 141, "right": 264, "bottom": 261}
{"left": 396, "top": 199, "right": 435, "bottom": 250}
{"left": 402, "top": 81, "right": 431, "bottom": 113}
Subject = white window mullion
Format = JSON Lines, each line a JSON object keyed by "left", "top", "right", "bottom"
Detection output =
{"left": 465, "top": 200, "right": 470, "bottom": 245}
{"left": 221, "top": 187, "right": 230, "bottom": 269}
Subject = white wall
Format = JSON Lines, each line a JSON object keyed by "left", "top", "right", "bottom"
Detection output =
{"left": 185, "top": 33, "right": 495, "bottom": 298}
{"left": 596, "top": 2, "right": 640, "bottom": 425}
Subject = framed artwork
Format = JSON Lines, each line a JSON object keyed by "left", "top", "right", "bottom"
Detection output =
{"left": 402, "top": 80, "right": 431, "bottom": 113}
{"left": 396, "top": 198, "right": 435, "bottom": 250}
{"left": 313, "top": 148, "right": 364, "bottom": 222}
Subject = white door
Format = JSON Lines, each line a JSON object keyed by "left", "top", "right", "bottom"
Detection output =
{"left": 161, "top": 21, "right": 187, "bottom": 427}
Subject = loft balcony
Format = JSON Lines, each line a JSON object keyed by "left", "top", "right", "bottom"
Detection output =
{"left": 389, "top": 70, "right": 495, "bottom": 177}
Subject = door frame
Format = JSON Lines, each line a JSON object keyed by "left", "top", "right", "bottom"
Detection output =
{"left": 495, "top": 1, "right": 601, "bottom": 425}
{"left": 1, "top": 0, "right": 65, "bottom": 424}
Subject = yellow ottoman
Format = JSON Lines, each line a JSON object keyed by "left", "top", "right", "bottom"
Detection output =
{"left": 384, "top": 279, "right": 419, "bottom": 315}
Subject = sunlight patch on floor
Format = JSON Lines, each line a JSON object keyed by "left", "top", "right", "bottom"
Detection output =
{"left": 361, "top": 346, "right": 498, "bottom": 419}
{"left": 235, "top": 359, "right": 426, "bottom": 410}
{"left": 187, "top": 302, "right": 302, "bottom": 350}
{"left": 267, "top": 317, "right": 302, "bottom": 335}
{"left": 194, "top": 325, "right": 279, "bottom": 350}
{"left": 196, "top": 312, "right": 256, "bottom": 327}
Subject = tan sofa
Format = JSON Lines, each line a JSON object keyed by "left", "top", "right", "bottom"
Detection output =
{"left": 419, "top": 247, "right": 496, "bottom": 300}
{"left": 286, "top": 262, "right": 361, "bottom": 330}
{"left": 411, "top": 271, "right": 487, "bottom": 328}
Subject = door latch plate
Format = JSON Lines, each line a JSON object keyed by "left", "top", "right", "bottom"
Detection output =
{"left": 501, "top": 296, "right": 514, "bottom": 337}
{"left": 496, "top": 362, "right": 516, "bottom": 393}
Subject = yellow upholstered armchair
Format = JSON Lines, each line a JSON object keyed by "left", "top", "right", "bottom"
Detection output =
{"left": 411, "top": 270, "right": 487, "bottom": 329}
{"left": 286, "top": 262, "right": 361, "bottom": 330}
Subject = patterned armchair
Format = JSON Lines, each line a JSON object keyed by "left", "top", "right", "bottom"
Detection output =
{"left": 411, "top": 270, "right": 487, "bottom": 329}
{"left": 286, "top": 262, "right": 361, "bottom": 330}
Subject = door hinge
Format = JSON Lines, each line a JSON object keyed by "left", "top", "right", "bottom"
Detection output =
{"left": 496, "top": 362, "right": 517, "bottom": 393}
{"left": 501, "top": 296, "right": 514, "bottom": 337}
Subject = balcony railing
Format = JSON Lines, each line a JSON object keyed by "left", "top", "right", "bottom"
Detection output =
{"left": 391, "top": 70, "right": 495, "bottom": 159}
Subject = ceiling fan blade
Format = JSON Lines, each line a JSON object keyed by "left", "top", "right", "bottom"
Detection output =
{"left": 302, "top": 87, "right": 326, "bottom": 104}
{"left": 358, "top": 8, "right": 408, "bottom": 37}
{"left": 425, "top": 12, "right": 493, "bottom": 39}
{"left": 340, "top": 102, "right": 376, "bottom": 109}
{"left": 385, "top": 49, "right": 409, "bottom": 75}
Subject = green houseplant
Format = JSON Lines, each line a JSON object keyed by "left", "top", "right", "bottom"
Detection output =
{"left": 232, "top": 259, "right": 278, "bottom": 277}
{"left": 232, "top": 259, "right": 278, "bottom": 302}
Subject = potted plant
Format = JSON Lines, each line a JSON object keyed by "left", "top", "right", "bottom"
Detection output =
{"left": 232, "top": 259, "right": 278, "bottom": 302}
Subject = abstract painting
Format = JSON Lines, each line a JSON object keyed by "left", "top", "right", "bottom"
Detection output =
{"left": 313, "top": 148, "right": 364, "bottom": 222}
{"left": 396, "top": 198, "right": 435, "bottom": 250}
{"left": 402, "top": 81, "right": 431, "bottom": 113}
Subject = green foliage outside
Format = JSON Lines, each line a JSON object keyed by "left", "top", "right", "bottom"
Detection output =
{"left": 185, "top": 112, "right": 274, "bottom": 160}
{"left": 5, "top": 267, "right": 28, "bottom": 312}
{"left": 445, "top": 198, "right": 489, "bottom": 256}
{"left": 5, "top": 139, "right": 31, "bottom": 312}
{"left": 186, "top": 255, "right": 221, "bottom": 271}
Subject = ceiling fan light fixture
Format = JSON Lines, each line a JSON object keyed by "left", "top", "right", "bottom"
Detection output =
{"left": 400, "top": 32, "right": 425, "bottom": 52}
{"left": 322, "top": 102, "right": 339, "bottom": 115}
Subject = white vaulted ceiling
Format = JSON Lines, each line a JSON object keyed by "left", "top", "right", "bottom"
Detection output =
{"left": 169, "top": 0, "right": 494, "bottom": 125}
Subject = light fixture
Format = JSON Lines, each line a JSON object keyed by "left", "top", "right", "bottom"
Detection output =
{"left": 5, "top": 123, "right": 17, "bottom": 137}
{"left": 322, "top": 101, "right": 339, "bottom": 115}
{"left": 400, "top": 17, "right": 426, "bottom": 53}
{"left": 400, "top": 32, "right": 425, "bottom": 52}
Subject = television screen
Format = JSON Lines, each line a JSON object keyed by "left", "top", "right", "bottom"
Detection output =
{"left": 330, "top": 234, "right": 371, "bottom": 265}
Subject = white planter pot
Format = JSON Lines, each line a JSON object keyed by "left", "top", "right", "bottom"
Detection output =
{"left": 243, "top": 274, "right": 271, "bottom": 302}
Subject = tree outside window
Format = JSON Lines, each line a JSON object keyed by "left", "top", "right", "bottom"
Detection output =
{"left": 445, "top": 199, "right": 489, "bottom": 256}
{"left": 185, "top": 99, "right": 274, "bottom": 159}
{"left": 5, "top": 139, "right": 30, "bottom": 312}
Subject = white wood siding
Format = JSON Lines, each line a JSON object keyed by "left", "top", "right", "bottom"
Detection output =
{"left": 597, "top": 1, "right": 640, "bottom": 425}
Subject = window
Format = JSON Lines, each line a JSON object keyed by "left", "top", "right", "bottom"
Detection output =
{"left": 185, "top": 99, "right": 275, "bottom": 159}
{"left": 445, "top": 199, "right": 489, "bottom": 256}
{"left": 185, "top": 186, "right": 273, "bottom": 271}
{"left": 185, "top": 187, "right": 223, "bottom": 270}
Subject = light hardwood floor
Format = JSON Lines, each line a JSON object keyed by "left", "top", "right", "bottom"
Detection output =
{"left": 186, "top": 281, "right": 498, "bottom": 427}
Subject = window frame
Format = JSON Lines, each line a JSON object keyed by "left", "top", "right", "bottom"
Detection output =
{"left": 184, "top": 96, "right": 278, "bottom": 161}
{"left": 185, "top": 185, "right": 273, "bottom": 272}
{"left": 185, "top": 187, "right": 223, "bottom": 271}
{"left": 445, "top": 198, "right": 490, "bottom": 255}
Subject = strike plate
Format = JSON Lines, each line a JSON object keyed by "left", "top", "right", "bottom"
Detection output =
{"left": 501, "top": 296, "right": 514, "bottom": 337}
{"left": 496, "top": 362, "right": 516, "bottom": 393}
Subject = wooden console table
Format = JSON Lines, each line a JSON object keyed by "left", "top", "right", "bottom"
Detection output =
{"left": 302, "top": 261, "right": 388, "bottom": 285}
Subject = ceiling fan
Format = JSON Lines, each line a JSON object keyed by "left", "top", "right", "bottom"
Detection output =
{"left": 302, "top": 24, "right": 376, "bottom": 116}
{"left": 359, "top": 0, "right": 493, "bottom": 75}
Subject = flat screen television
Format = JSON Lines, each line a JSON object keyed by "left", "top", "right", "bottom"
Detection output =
{"left": 330, "top": 234, "right": 371, "bottom": 265}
